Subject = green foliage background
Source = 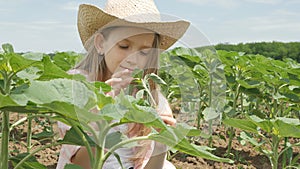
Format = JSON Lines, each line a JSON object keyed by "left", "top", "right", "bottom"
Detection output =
{"left": 214, "top": 41, "right": 300, "bottom": 62}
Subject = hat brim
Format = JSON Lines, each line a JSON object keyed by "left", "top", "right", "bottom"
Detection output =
{"left": 77, "top": 4, "right": 190, "bottom": 50}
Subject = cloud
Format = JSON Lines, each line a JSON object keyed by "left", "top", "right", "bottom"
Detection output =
{"left": 60, "top": 2, "right": 81, "bottom": 11}
{"left": 0, "top": 20, "right": 78, "bottom": 53}
{"left": 222, "top": 13, "right": 300, "bottom": 33}
{"left": 273, "top": 9, "right": 300, "bottom": 16}
{"left": 176, "top": 0, "right": 238, "bottom": 9}
{"left": 177, "top": 0, "right": 286, "bottom": 8}
{"left": 0, "top": 21, "right": 74, "bottom": 33}
{"left": 243, "top": 0, "right": 283, "bottom": 4}
{"left": 287, "top": 0, "right": 300, "bottom": 4}
{"left": 0, "top": 8, "right": 10, "bottom": 12}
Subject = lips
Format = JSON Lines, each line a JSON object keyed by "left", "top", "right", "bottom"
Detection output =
{"left": 119, "top": 65, "right": 135, "bottom": 71}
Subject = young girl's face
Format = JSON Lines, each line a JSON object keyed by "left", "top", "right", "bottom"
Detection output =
{"left": 100, "top": 27, "right": 155, "bottom": 77}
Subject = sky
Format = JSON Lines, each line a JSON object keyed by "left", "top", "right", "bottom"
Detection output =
{"left": 0, "top": 0, "right": 299, "bottom": 53}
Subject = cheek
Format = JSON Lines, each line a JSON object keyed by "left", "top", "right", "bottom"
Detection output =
{"left": 137, "top": 57, "right": 150, "bottom": 69}
{"left": 105, "top": 50, "right": 127, "bottom": 72}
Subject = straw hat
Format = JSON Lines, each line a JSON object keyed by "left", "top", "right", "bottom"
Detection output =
{"left": 77, "top": 0, "right": 190, "bottom": 50}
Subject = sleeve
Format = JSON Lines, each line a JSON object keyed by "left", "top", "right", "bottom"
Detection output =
{"left": 56, "top": 122, "right": 81, "bottom": 169}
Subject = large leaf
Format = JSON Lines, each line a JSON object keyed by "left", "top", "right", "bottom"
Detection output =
{"left": 52, "top": 52, "right": 82, "bottom": 71}
{"left": 0, "top": 94, "right": 19, "bottom": 108}
{"left": 249, "top": 115, "right": 273, "bottom": 133}
{"left": 9, "top": 53, "right": 39, "bottom": 73}
{"left": 223, "top": 118, "right": 258, "bottom": 133}
{"left": 37, "top": 56, "right": 72, "bottom": 80}
{"left": 149, "top": 125, "right": 233, "bottom": 163}
{"left": 10, "top": 153, "right": 47, "bottom": 169}
{"left": 42, "top": 101, "right": 102, "bottom": 124}
{"left": 105, "top": 131, "right": 126, "bottom": 149}
{"left": 274, "top": 118, "right": 300, "bottom": 138}
{"left": 99, "top": 103, "right": 128, "bottom": 121}
{"left": 61, "top": 127, "right": 96, "bottom": 147}
{"left": 10, "top": 79, "right": 95, "bottom": 109}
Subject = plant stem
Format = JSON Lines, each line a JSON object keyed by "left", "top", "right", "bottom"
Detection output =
{"left": 67, "top": 119, "right": 94, "bottom": 167}
{"left": 226, "top": 84, "right": 239, "bottom": 156}
{"left": 9, "top": 116, "right": 27, "bottom": 132}
{"left": 282, "top": 137, "right": 288, "bottom": 168}
{"left": 1, "top": 111, "right": 10, "bottom": 169}
{"left": 26, "top": 114, "right": 32, "bottom": 153}
{"left": 226, "top": 127, "right": 235, "bottom": 156}
{"left": 99, "top": 136, "right": 150, "bottom": 169}
{"left": 269, "top": 135, "right": 280, "bottom": 169}
{"left": 94, "top": 124, "right": 111, "bottom": 169}
{"left": 142, "top": 78, "right": 157, "bottom": 107}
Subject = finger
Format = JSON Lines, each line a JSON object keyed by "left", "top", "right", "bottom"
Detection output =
{"left": 160, "top": 116, "right": 176, "bottom": 127}
{"left": 105, "top": 78, "right": 122, "bottom": 86}
{"left": 112, "top": 69, "right": 133, "bottom": 78}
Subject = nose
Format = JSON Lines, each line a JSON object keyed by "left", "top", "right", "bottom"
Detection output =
{"left": 125, "top": 53, "right": 137, "bottom": 66}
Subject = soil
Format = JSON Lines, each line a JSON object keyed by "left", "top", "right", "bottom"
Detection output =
{"left": 6, "top": 113, "right": 300, "bottom": 169}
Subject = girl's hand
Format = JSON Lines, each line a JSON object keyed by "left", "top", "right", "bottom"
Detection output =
{"left": 105, "top": 69, "right": 133, "bottom": 97}
{"left": 156, "top": 92, "right": 176, "bottom": 127}
{"left": 159, "top": 112, "right": 176, "bottom": 127}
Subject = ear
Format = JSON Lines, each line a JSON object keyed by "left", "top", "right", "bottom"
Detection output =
{"left": 94, "top": 33, "right": 105, "bottom": 55}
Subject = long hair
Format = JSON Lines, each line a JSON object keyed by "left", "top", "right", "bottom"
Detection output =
{"left": 74, "top": 26, "right": 161, "bottom": 168}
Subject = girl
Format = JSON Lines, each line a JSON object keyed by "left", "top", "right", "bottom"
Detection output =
{"left": 56, "top": 0, "right": 190, "bottom": 168}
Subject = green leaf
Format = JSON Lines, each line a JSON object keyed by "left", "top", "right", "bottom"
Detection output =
{"left": 52, "top": 52, "right": 82, "bottom": 71}
{"left": 239, "top": 131, "right": 263, "bottom": 147}
{"left": 2, "top": 43, "right": 14, "bottom": 54}
{"left": 32, "top": 129, "right": 54, "bottom": 140}
{"left": 274, "top": 118, "right": 300, "bottom": 138}
{"left": 93, "top": 81, "right": 112, "bottom": 93}
{"left": 10, "top": 79, "right": 95, "bottom": 109}
{"left": 149, "top": 126, "right": 233, "bottom": 163}
{"left": 42, "top": 101, "right": 101, "bottom": 124}
{"left": 10, "top": 153, "right": 47, "bottom": 169}
{"left": 22, "top": 52, "right": 44, "bottom": 61}
{"left": 64, "top": 164, "right": 84, "bottom": 169}
{"left": 148, "top": 73, "right": 167, "bottom": 85}
{"left": 61, "top": 127, "right": 96, "bottom": 147}
{"left": 16, "top": 66, "right": 41, "bottom": 80}
{"left": 97, "top": 92, "right": 114, "bottom": 109}
{"left": 37, "top": 56, "right": 72, "bottom": 80}
{"left": 100, "top": 103, "right": 128, "bottom": 121}
{"left": 237, "top": 79, "right": 261, "bottom": 89}
{"left": 249, "top": 115, "right": 273, "bottom": 133}
{"left": 223, "top": 118, "right": 258, "bottom": 133}
{"left": 105, "top": 131, "right": 125, "bottom": 149}
{"left": 9, "top": 53, "right": 38, "bottom": 73}
{"left": 0, "top": 94, "right": 19, "bottom": 109}
{"left": 202, "top": 107, "right": 219, "bottom": 121}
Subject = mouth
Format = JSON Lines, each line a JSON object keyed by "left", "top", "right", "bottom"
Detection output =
{"left": 119, "top": 65, "right": 135, "bottom": 71}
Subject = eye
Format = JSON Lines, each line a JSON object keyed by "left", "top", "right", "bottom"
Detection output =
{"left": 118, "top": 41, "right": 129, "bottom": 49}
{"left": 119, "top": 44, "right": 129, "bottom": 49}
{"left": 140, "top": 49, "right": 151, "bottom": 56}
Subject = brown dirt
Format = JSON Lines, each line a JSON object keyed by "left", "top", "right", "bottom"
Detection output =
{"left": 6, "top": 113, "right": 300, "bottom": 169}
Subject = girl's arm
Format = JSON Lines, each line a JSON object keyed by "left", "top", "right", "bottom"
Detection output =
{"left": 71, "top": 147, "right": 94, "bottom": 169}
{"left": 144, "top": 142, "right": 167, "bottom": 169}
{"left": 144, "top": 91, "right": 176, "bottom": 169}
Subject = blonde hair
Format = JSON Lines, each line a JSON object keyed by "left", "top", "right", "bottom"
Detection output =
{"left": 75, "top": 26, "right": 161, "bottom": 167}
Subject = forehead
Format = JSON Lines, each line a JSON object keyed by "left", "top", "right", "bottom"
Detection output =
{"left": 106, "top": 27, "right": 155, "bottom": 45}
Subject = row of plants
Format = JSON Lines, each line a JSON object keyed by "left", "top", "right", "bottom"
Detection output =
{"left": 0, "top": 43, "right": 232, "bottom": 169}
{"left": 160, "top": 47, "right": 300, "bottom": 169}
{"left": 1, "top": 43, "right": 300, "bottom": 169}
